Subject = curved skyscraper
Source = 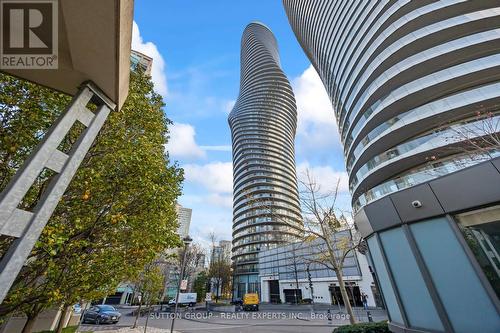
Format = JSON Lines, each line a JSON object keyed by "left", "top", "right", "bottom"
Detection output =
{"left": 284, "top": 1, "right": 500, "bottom": 332}
{"left": 228, "top": 22, "right": 303, "bottom": 297}
{"left": 284, "top": 0, "right": 500, "bottom": 210}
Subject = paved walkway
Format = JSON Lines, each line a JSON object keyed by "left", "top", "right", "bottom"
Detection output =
{"left": 85, "top": 328, "right": 180, "bottom": 333}
{"left": 207, "top": 303, "right": 387, "bottom": 322}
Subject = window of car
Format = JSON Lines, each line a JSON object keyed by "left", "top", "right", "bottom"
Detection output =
{"left": 99, "top": 305, "right": 116, "bottom": 312}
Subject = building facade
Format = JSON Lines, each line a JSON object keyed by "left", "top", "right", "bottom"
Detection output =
{"left": 211, "top": 240, "right": 232, "bottom": 264}
{"left": 228, "top": 22, "right": 304, "bottom": 298}
{"left": 162, "top": 204, "right": 193, "bottom": 299}
{"left": 130, "top": 50, "right": 153, "bottom": 75}
{"left": 283, "top": 1, "right": 500, "bottom": 332}
{"left": 210, "top": 240, "right": 232, "bottom": 297}
{"left": 175, "top": 204, "right": 192, "bottom": 239}
{"left": 258, "top": 233, "right": 379, "bottom": 307}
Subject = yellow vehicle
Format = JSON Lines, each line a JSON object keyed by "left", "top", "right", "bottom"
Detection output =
{"left": 243, "top": 293, "right": 259, "bottom": 311}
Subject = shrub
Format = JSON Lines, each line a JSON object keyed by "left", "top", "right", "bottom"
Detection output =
{"left": 333, "top": 321, "right": 390, "bottom": 333}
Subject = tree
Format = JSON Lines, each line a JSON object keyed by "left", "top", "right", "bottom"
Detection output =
{"left": 208, "top": 256, "right": 232, "bottom": 301}
{"left": 286, "top": 241, "right": 302, "bottom": 304}
{"left": 132, "top": 264, "right": 164, "bottom": 329}
{"left": 424, "top": 110, "right": 500, "bottom": 177}
{"left": 177, "top": 243, "right": 205, "bottom": 292}
{"left": 207, "top": 236, "right": 232, "bottom": 301}
{"left": 297, "top": 171, "right": 362, "bottom": 324}
{"left": 0, "top": 69, "right": 183, "bottom": 332}
{"left": 248, "top": 170, "right": 362, "bottom": 324}
{"left": 193, "top": 271, "right": 208, "bottom": 302}
{"left": 446, "top": 110, "right": 500, "bottom": 158}
{"left": 0, "top": 73, "right": 65, "bottom": 191}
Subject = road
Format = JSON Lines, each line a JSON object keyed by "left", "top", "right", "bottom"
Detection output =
{"left": 80, "top": 304, "right": 387, "bottom": 333}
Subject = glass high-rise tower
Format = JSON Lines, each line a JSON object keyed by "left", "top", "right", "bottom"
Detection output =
{"left": 228, "top": 22, "right": 303, "bottom": 298}
{"left": 283, "top": 1, "right": 500, "bottom": 332}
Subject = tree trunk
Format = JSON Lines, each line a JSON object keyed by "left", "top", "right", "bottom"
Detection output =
{"left": 143, "top": 304, "right": 152, "bottom": 333}
{"left": 133, "top": 298, "right": 143, "bottom": 328}
{"left": 21, "top": 314, "right": 37, "bottom": 333}
{"left": 56, "top": 305, "right": 71, "bottom": 333}
{"left": 337, "top": 270, "right": 356, "bottom": 325}
{"left": 216, "top": 278, "right": 220, "bottom": 302}
{"left": 294, "top": 262, "right": 300, "bottom": 304}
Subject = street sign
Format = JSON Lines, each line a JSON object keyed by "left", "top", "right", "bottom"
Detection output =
{"left": 180, "top": 279, "right": 188, "bottom": 290}
{"left": 205, "top": 293, "right": 212, "bottom": 301}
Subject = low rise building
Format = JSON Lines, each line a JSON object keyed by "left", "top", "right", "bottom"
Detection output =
{"left": 258, "top": 232, "right": 381, "bottom": 308}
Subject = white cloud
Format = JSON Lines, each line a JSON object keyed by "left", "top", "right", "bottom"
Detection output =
{"left": 293, "top": 65, "right": 336, "bottom": 126}
{"left": 132, "top": 21, "right": 168, "bottom": 96}
{"left": 165, "top": 123, "right": 206, "bottom": 159}
{"left": 199, "top": 145, "right": 232, "bottom": 152}
{"left": 297, "top": 162, "right": 349, "bottom": 194}
{"left": 292, "top": 65, "right": 342, "bottom": 151}
{"left": 188, "top": 210, "right": 233, "bottom": 248}
{"left": 181, "top": 161, "right": 233, "bottom": 214}
{"left": 223, "top": 100, "right": 236, "bottom": 114}
{"left": 206, "top": 193, "right": 233, "bottom": 208}
{"left": 183, "top": 162, "right": 233, "bottom": 194}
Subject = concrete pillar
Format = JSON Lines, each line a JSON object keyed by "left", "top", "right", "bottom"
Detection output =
{"left": 0, "top": 83, "right": 115, "bottom": 303}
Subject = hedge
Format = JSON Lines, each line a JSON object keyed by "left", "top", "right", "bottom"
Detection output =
{"left": 333, "top": 321, "right": 390, "bottom": 333}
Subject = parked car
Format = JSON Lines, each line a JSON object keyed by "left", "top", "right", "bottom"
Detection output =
{"left": 82, "top": 305, "right": 121, "bottom": 325}
{"left": 72, "top": 304, "right": 82, "bottom": 314}
{"left": 231, "top": 298, "right": 243, "bottom": 306}
{"left": 243, "top": 293, "right": 259, "bottom": 311}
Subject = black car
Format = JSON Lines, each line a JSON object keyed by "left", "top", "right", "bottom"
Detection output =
{"left": 231, "top": 298, "right": 243, "bottom": 306}
{"left": 82, "top": 305, "right": 121, "bottom": 325}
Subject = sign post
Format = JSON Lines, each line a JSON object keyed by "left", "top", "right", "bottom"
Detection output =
{"left": 180, "top": 279, "right": 188, "bottom": 290}
{"left": 205, "top": 293, "right": 211, "bottom": 313}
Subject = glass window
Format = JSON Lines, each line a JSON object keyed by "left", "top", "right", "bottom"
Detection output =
{"left": 456, "top": 206, "right": 500, "bottom": 299}
{"left": 379, "top": 227, "right": 443, "bottom": 331}
{"left": 367, "top": 236, "right": 404, "bottom": 325}
{"left": 411, "top": 217, "right": 500, "bottom": 333}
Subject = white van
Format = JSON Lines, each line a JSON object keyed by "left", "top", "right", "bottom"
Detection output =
{"left": 168, "top": 293, "right": 197, "bottom": 307}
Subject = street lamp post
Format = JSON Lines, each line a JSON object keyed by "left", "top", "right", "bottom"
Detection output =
{"left": 170, "top": 235, "right": 192, "bottom": 333}
{"left": 216, "top": 251, "right": 221, "bottom": 302}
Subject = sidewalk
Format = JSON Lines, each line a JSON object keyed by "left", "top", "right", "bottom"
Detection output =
{"left": 95, "top": 328, "right": 180, "bottom": 333}
{"left": 202, "top": 303, "right": 387, "bottom": 323}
